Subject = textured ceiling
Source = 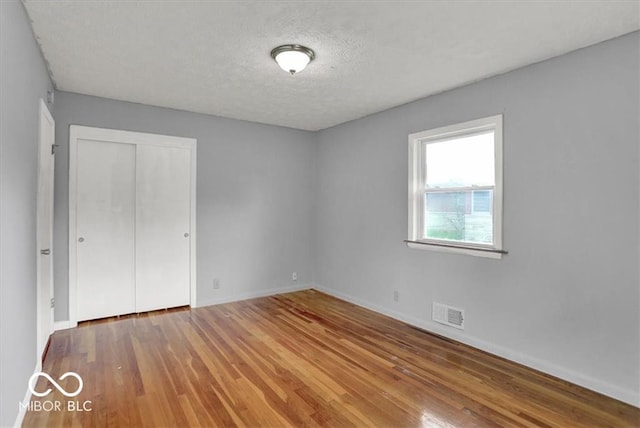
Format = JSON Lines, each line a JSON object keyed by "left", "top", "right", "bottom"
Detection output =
{"left": 22, "top": 1, "right": 639, "bottom": 131}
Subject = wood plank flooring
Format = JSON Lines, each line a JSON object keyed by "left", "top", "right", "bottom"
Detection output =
{"left": 24, "top": 289, "right": 639, "bottom": 427}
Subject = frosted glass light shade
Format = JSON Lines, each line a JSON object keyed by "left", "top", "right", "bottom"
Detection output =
{"left": 274, "top": 50, "right": 310, "bottom": 74}
{"left": 271, "top": 45, "right": 315, "bottom": 75}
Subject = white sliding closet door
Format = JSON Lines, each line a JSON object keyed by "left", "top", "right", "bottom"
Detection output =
{"left": 135, "top": 145, "right": 191, "bottom": 312}
{"left": 70, "top": 126, "right": 196, "bottom": 325}
{"left": 76, "top": 140, "right": 136, "bottom": 321}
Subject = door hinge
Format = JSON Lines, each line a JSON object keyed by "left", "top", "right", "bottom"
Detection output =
{"left": 50, "top": 298, "right": 55, "bottom": 308}
{"left": 51, "top": 144, "right": 60, "bottom": 155}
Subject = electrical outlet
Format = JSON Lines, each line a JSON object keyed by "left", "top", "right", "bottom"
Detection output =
{"left": 393, "top": 290, "right": 399, "bottom": 302}
{"left": 213, "top": 278, "right": 220, "bottom": 289}
{"left": 292, "top": 272, "right": 297, "bottom": 281}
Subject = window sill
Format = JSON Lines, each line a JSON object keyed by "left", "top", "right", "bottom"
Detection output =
{"left": 405, "top": 241, "right": 504, "bottom": 259}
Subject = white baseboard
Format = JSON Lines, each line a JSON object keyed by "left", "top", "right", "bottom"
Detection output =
{"left": 14, "top": 358, "right": 42, "bottom": 427}
{"left": 195, "top": 283, "right": 311, "bottom": 308}
{"left": 50, "top": 284, "right": 312, "bottom": 329}
{"left": 54, "top": 320, "right": 72, "bottom": 331}
{"left": 313, "top": 284, "right": 640, "bottom": 408}
{"left": 35, "top": 284, "right": 640, "bottom": 407}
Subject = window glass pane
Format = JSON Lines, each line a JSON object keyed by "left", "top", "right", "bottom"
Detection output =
{"left": 472, "top": 190, "right": 492, "bottom": 214}
{"left": 424, "top": 190, "right": 493, "bottom": 244}
{"left": 425, "top": 131, "right": 494, "bottom": 188}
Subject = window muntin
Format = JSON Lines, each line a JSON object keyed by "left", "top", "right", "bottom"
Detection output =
{"left": 408, "top": 115, "right": 503, "bottom": 258}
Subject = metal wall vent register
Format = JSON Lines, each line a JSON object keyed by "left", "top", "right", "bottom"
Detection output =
{"left": 432, "top": 302, "right": 465, "bottom": 330}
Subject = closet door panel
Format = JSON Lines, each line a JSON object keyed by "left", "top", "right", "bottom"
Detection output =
{"left": 76, "top": 140, "right": 136, "bottom": 321}
{"left": 135, "top": 144, "right": 191, "bottom": 312}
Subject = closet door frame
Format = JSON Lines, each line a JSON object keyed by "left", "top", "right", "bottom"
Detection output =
{"left": 69, "top": 125, "right": 197, "bottom": 327}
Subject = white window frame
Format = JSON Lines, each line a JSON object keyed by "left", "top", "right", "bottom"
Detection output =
{"left": 407, "top": 115, "right": 504, "bottom": 259}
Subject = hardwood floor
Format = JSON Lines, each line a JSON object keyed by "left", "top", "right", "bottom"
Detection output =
{"left": 25, "top": 289, "right": 639, "bottom": 427}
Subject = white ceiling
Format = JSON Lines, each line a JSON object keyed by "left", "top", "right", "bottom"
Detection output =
{"left": 23, "top": 1, "right": 639, "bottom": 131}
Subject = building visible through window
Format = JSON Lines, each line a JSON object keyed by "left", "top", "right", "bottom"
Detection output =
{"left": 408, "top": 115, "right": 503, "bottom": 258}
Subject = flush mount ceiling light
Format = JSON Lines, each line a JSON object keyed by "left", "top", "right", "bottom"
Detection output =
{"left": 270, "top": 44, "right": 315, "bottom": 75}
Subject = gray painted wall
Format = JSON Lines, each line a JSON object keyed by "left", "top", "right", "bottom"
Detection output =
{"left": 53, "top": 92, "right": 316, "bottom": 320}
{"left": 3, "top": 1, "right": 637, "bottom": 416}
{"left": 314, "top": 32, "right": 639, "bottom": 404}
{"left": 0, "top": 1, "right": 55, "bottom": 425}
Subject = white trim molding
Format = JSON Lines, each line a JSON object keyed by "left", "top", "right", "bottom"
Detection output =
{"left": 313, "top": 283, "right": 640, "bottom": 407}
{"left": 196, "top": 283, "right": 312, "bottom": 308}
{"left": 54, "top": 320, "right": 73, "bottom": 331}
{"left": 14, "top": 360, "right": 43, "bottom": 427}
{"left": 36, "top": 98, "right": 56, "bottom": 359}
